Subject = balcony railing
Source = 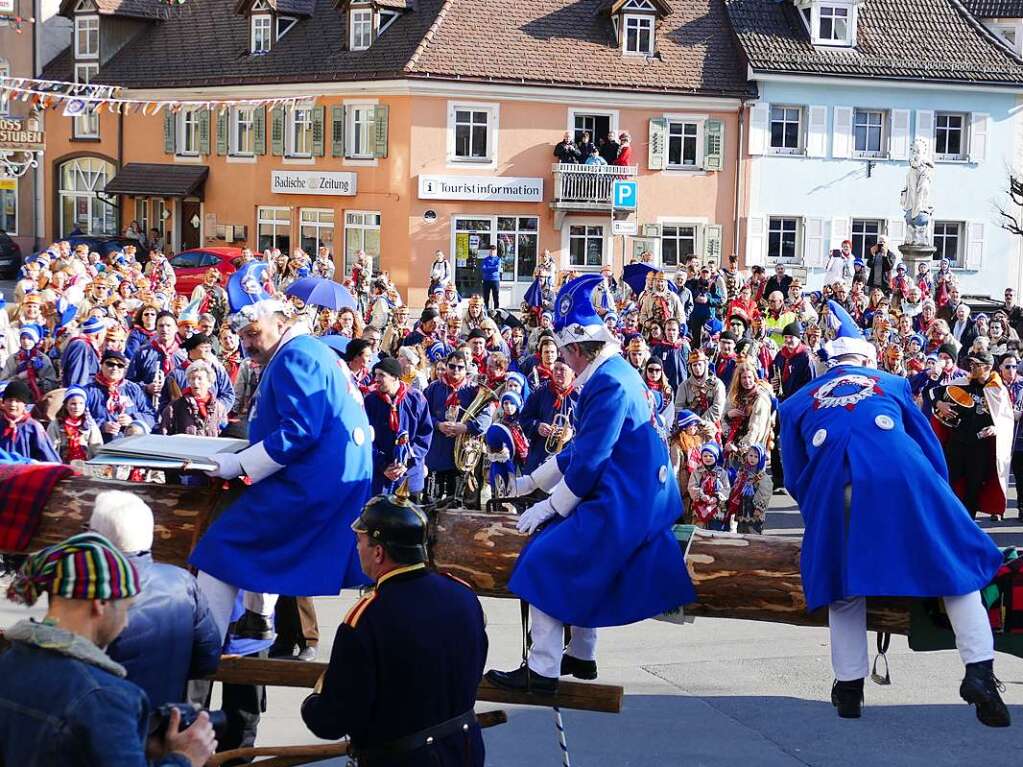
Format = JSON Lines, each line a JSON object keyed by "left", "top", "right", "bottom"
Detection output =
{"left": 551, "top": 163, "right": 638, "bottom": 210}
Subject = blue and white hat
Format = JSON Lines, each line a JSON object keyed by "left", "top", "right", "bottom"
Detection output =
{"left": 553, "top": 274, "right": 619, "bottom": 347}
{"left": 80, "top": 316, "right": 108, "bottom": 336}
{"left": 18, "top": 326, "right": 40, "bottom": 344}
{"left": 823, "top": 300, "right": 876, "bottom": 362}
{"left": 675, "top": 409, "right": 701, "bottom": 430}
{"left": 699, "top": 442, "right": 722, "bottom": 464}
{"left": 227, "top": 262, "right": 287, "bottom": 331}
{"left": 500, "top": 390, "right": 523, "bottom": 411}
{"left": 63, "top": 385, "right": 87, "bottom": 402}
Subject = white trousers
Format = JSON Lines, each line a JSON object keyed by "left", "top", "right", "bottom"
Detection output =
{"left": 829, "top": 592, "right": 993, "bottom": 681}
{"left": 197, "top": 571, "right": 279, "bottom": 643}
{"left": 527, "top": 605, "right": 598, "bottom": 678}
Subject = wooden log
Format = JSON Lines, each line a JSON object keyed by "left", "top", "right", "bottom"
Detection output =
{"left": 209, "top": 657, "right": 623, "bottom": 714}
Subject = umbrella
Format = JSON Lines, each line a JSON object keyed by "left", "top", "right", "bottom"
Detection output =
{"left": 622, "top": 263, "right": 679, "bottom": 298}
{"left": 285, "top": 276, "right": 356, "bottom": 310}
{"left": 318, "top": 335, "right": 350, "bottom": 358}
{"left": 523, "top": 278, "right": 545, "bottom": 311}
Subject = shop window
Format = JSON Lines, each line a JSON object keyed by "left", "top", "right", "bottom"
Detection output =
{"left": 59, "top": 157, "right": 116, "bottom": 237}
{"left": 345, "top": 211, "right": 381, "bottom": 274}
{"left": 497, "top": 216, "right": 539, "bottom": 282}
{"left": 568, "top": 225, "right": 605, "bottom": 268}
{"left": 257, "top": 206, "right": 291, "bottom": 254}
{"left": 0, "top": 178, "right": 17, "bottom": 235}
{"left": 301, "top": 209, "right": 335, "bottom": 254}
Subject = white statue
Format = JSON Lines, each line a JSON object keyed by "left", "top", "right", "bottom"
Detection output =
{"left": 900, "top": 138, "right": 934, "bottom": 245}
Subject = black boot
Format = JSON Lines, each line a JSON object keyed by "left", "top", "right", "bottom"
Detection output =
{"left": 560, "top": 654, "right": 598, "bottom": 681}
{"left": 485, "top": 665, "right": 558, "bottom": 695}
{"left": 831, "top": 678, "right": 863, "bottom": 719}
{"left": 960, "top": 661, "right": 1011, "bottom": 727}
{"left": 231, "top": 610, "right": 274, "bottom": 641}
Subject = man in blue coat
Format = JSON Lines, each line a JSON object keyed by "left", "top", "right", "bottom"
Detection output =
{"left": 486, "top": 274, "right": 695, "bottom": 693}
{"left": 779, "top": 301, "right": 1008, "bottom": 726}
{"left": 60, "top": 315, "right": 108, "bottom": 387}
{"left": 519, "top": 360, "right": 577, "bottom": 473}
{"left": 83, "top": 350, "right": 157, "bottom": 443}
{"left": 194, "top": 263, "right": 372, "bottom": 642}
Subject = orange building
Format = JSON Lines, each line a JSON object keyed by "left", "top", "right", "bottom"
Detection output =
{"left": 42, "top": 0, "right": 755, "bottom": 304}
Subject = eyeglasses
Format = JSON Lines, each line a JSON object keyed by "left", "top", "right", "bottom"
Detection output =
{"left": 447, "top": 364, "right": 466, "bottom": 371}
{"left": 102, "top": 361, "right": 126, "bottom": 369}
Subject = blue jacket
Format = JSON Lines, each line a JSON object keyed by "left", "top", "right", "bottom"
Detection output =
{"left": 61, "top": 337, "right": 101, "bottom": 387}
{"left": 519, "top": 381, "right": 578, "bottom": 474}
{"left": 509, "top": 353, "right": 696, "bottom": 627}
{"left": 364, "top": 384, "right": 433, "bottom": 494}
{"left": 84, "top": 378, "right": 157, "bottom": 443}
{"left": 0, "top": 417, "right": 60, "bottom": 463}
{"left": 128, "top": 344, "right": 188, "bottom": 388}
{"left": 106, "top": 554, "right": 222, "bottom": 709}
{"left": 480, "top": 254, "right": 501, "bottom": 283}
{"left": 779, "top": 364, "right": 1001, "bottom": 610}
{"left": 649, "top": 341, "right": 689, "bottom": 391}
{"left": 0, "top": 620, "right": 189, "bottom": 767}
{"left": 422, "top": 380, "right": 493, "bottom": 472}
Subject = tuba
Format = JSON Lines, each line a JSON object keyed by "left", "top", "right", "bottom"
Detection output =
{"left": 454, "top": 382, "right": 499, "bottom": 488}
{"left": 545, "top": 412, "right": 572, "bottom": 454}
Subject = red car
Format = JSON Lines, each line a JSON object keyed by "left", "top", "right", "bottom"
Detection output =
{"left": 170, "top": 247, "right": 242, "bottom": 296}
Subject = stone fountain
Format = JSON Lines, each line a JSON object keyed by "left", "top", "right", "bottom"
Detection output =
{"left": 897, "top": 137, "right": 937, "bottom": 272}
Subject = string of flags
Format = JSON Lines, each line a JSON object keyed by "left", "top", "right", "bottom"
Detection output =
{"left": 0, "top": 76, "right": 317, "bottom": 118}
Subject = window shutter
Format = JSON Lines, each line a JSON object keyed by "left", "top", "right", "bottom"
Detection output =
{"left": 889, "top": 109, "right": 910, "bottom": 161}
{"left": 748, "top": 103, "right": 769, "bottom": 156}
{"left": 703, "top": 119, "right": 723, "bottom": 171}
{"left": 915, "top": 110, "right": 934, "bottom": 155}
{"left": 806, "top": 105, "right": 827, "bottom": 158}
{"left": 648, "top": 117, "right": 667, "bottom": 170}
{"left": 703, "top": 224, "right": 723, "bottom": 262}
{"left": 254, "top": 107, "right": 266, "bottom": 155}
{"left": 312, "top": 105, "right": 325, "bottom": 157}
{"left": 270, "top": 106, "right": 285, "bottom": 156}
{"left": 830, "top": 217, "right": 850, "bottom": 249}
{"left": 832, "top": 106, "right": 853, "bottom": 159}
{"left": 216, "top": 110, "right": 228, "bottom": 155}
{"left": 969, "top": 113, "right": 989, "bottom": 163}
{"left": 198, "top": 108, "right": 211, "bottom": 155}
{"left": 745, "top": 216, "right": 766, "bottom": 266}
{"left": 163, "top": 111, "right": 176, "bottom": 154}
{"left": 886, "top": 217, "right": 906, "bottom": 245}
{"left": 966, "top": 222, "right": 985, "bottom": 270}
{"left": 331, "top": 105, "right": 346, "bottom": 157}
{"left": 804, "top": 217, "right": 825, "bottom": 267}
{"left": 373, "top": 104, "right": 389, "bottom": 158}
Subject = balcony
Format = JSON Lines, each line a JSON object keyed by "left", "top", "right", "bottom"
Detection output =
{"left": 550, "top": 163, "right": 638, "bottom": 225}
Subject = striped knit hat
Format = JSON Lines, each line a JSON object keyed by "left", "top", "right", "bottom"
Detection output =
{"left": 6, "top": 532, "right": 140, "bottom": 607}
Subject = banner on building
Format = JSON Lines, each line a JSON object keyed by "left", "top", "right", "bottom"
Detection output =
{"left": 271, "top": 170, "right": 357, "bottom": 197}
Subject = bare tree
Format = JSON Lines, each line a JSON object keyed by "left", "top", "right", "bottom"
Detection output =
{"left": 997, "top": 169, "right": 1023, "bottom": 237}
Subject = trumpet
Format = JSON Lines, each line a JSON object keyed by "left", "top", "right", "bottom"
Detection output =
{"left": 771, "top": 366, "right": 783, "bottom": 396}
{"left": 545, "top": 413, "right": 572, "bottom": 454}
{"left": 454, "top": 382, "right": 498, "bottom": 490}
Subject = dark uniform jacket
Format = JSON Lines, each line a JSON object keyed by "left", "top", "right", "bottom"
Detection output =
{"left": 302, "top": 565, "right": 488, "bottom": 766}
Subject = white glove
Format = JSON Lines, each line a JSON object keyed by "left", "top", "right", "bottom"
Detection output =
{"left": 513, "top": 474, "right": 538, "bottom": 497}
{"left": 516, "top": 498, "right": 558, "bottom": 535}
{"left": 204, "top": 452, "right": 244, "bottom": 479}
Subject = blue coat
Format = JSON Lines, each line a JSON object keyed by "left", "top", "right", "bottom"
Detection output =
{"left": 106, "top": 553, "right": 221, "bottom": 709}
{"left": 519, "top": 381, "right": 578, "bottom": 474}
{"left": 124, "top": 327, "right": 155, "bottom": 361}
{"left": 0, "top": 417, "right": 60, "bottom": 463}
{"left": 83, "top": 379, "right": 157, "bottom": 443}
{"left": 509, "top": 354, "right": 695, "bottom": 627}
{"left": 364, "top": 385, "right": 433, "bottom": 494}
{"left": 779, "top": 364, "right": 1002, "bottom": 611}
{"left": 423, "top": 380, "right": 493, "bottom": 472}
{"left": 189, "top": 332, "right": 373, "bottom": 595}
{"left": 650, "top": 342, "right": 689, "bottom": 391}
{"left": 60, "top": 337, "right": 100, "bottom": 387}
{"left": 127, "top": 344, "right": 187, "bottom": 387}
{"left": 480, "top": 254, "right": 501, "bottom": 282}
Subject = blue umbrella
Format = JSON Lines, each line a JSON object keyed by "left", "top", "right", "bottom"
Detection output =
{"left": 318, "top": 334, "right": 351, "bottom": 358}
{"left": 622, "top": 263, "right": 679, "bottom": 297}
{"left": 285, "top": 276, "right": 356, "bottom": 310}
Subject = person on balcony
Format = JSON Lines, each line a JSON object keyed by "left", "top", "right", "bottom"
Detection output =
{"left": 553, "top": 131, "right": 581, "bottom": 164}
{"left": 576, "top": 130, "right": 596, "bottom": 161}
{"left": 584, "top": 147, "right": 607, "bottom": 166}
{"left": 599, "top": 132, "right": 620, "bottom": 164}
{"left": 615, "top": 133, "right": 633, "bottom": 166}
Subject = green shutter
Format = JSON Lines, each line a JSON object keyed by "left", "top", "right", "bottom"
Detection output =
{"left": 216, "top": 110, "right": 228, "bottom": 155}
{"left": 270, "top": 106, "right": 285, "bottom": 156}
{"left": 373, "top": 104, "right": 389, "bottom": 159}
{"left": 163, "top": 111, "right": 176, "bottom": 154}
{"left": 704, "top": 119, "right": 724, "bottom": 172}
{"left": 703, "top": 224, "right": 723, "bottom": 262}
{"left": 331, "top": 105, "right": 346, "bottom": 157}
{"left": 198, "top": 108, "right": 211, "bottom": 155}
{"left": 648, "top": 117, "right": 667, "bottom": 170}
{"left": 312, "top": 105, "right": 325, "bottom": 157}
{"left": 254, "top": 107, "right": 266, "bottom": 155}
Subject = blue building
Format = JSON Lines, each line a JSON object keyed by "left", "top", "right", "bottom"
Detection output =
{"left": 727, "top": 0, "right": 1023, "bottom": 295}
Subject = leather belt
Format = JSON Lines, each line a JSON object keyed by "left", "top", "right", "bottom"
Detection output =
{"left": 350, "top": 709, "right": 476, "bottom": 765}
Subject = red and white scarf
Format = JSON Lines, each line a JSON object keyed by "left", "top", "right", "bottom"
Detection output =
{"left": 94, "top": 370, "right": 126, "bottom": 416}
{"left": 150, "top": 338, "right": 180, "bottom": 375}
{"left": 375, "top": 383, "right": 410, "bottom": 433}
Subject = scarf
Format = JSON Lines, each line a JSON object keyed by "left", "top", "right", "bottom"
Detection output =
{"left": 222, "top": 351, "right": 241, "bottom": 383}
{"left": 150, "top": 338, "right": 180, "bottom": 375}
{"left": 534, "top": 358, "right": 554, "bottom": 384}
{"left": 728, "top": 467, "right": 765, "bottom": 520}
{"left": 375, "top": 383, "right": 409, "bottom": 433}
{"left": 132, "top": 325, "right": 155, "bottom": 341}
{"left": 443, "top": 374, "right": 469, "bottom": 411}
{"left": 2, "top": 413, "right": 29, "bottom": 442}
{"left": 486, "top": 370, "right": 506, "bottom": 391}
{"left": 182, "top": 387, "right": 212, "bottom": 422}
{"left": 653, "top": 338, "right": 683, "bottom": 351}
{"left": 715, "top": 353, "right": 735, "bottom": 381}
{"left": 645, "top": 376, "right": 664, "bottom": 392}
{"left": 778, "top": 343, "right": 807, "bottom": 384}
{"left": 472, "top": 352, "right": 488, "bottom": 375}
{"left": 550, "top": 381, "right": 575, "bottom": 411}
{"left": 94, "top": 370, "right": 125, "bottom": 416}
{"left": 61, "top": 415, "right": 89, "bottom": 462}
{"left": 16, "top": 349, "right": 43, "bottom": 402}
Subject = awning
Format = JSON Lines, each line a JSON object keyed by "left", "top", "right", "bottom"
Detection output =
{"left": 103, "top": 163, "right": 209, "bottom": 198}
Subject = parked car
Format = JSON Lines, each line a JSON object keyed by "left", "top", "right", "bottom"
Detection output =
{"left": 66, "top": 235, "right": 148, "bottom": 264}
{"left": 0, "top": 230, "right": 22, "bottom": 279}
{"left": 170, "top": 247, "right": 242, "bottom": 296}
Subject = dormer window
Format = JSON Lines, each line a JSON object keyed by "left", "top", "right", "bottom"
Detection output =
{"left": 796, "top": 0, "right": 858, "bottom": 47}
{"left": 75, "top": 14, "right": 99, "bottom": 59}
{"left": 350, "top": 7, "right": 373, "bottom": 50}
{"left": 251, "top": 14, "right": 272, "bottom": 53}
{"left": 624, "top": 15, "right": 654, "bottom": 55}
{"left": 607, "top": 0, "right": 669, "bottom": 57}
{"left": 277, "top": 15, "right": 298, "bottom": 38}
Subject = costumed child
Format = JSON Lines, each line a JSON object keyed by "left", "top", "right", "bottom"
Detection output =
{"left": 905, "top": 333, "right": 926, "bottom": 375}
{"left": 495, "top": 390, "right": 529, "bottom": 468}
{"left": 484, "top": 423, "right": 520, "bottom": 499}
{"left": 1, "top": 327, "right": 58, "bottom": 401}
{"left": 46, "top": 385, "right": 103, "bottom": 465}
{"left": 727, "top": 444, "right": 772, "bottom": 534}
{"left": 670, "top": 409, "right": 709, "bottom": 524}
{"left": 687, "top": 442, "right": 730, "bottom": 530}
{"left": 0, "top": 380, "right": 60, "bottom": 463}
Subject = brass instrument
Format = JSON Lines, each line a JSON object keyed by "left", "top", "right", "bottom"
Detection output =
{"left": 933, "top": 385, "right": 975, "bottom": 429}
{"left": 545, "top": 412, "right": 572, "bottom": 454}
{"left": 453, "top": 382, "right": 498, "bottom": 491}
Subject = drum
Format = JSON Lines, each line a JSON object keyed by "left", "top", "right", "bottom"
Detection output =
{"left": 933, "top": 385, "right": 974, "bottom": 429}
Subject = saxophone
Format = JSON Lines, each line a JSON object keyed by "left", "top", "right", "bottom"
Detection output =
{"left": 454, "top": 382, "right": 498, "bottom": 489}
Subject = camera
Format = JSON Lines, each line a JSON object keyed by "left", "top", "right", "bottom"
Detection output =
{"left": 148, "top": 703, "right": 228, "bottom": 738}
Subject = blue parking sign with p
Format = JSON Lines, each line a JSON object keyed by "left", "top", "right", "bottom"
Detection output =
{"left": 612, "top": 180, "right": 638, "bottom": 210}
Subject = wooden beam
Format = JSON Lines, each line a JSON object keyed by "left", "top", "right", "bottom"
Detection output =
{"left": 209, "top": 657, "right": 623, "bottom": 714}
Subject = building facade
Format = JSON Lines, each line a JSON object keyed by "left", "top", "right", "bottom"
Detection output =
{"left": 728, "top": 0, "right": 1023, "bottom": 294}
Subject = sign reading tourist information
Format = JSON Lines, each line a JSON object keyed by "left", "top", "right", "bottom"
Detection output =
{"left": 418, "top": 175, "right": 544, "bottom": 203}
{"left": 271, "top": 170, "right": 357, "bottom": 196}
{"left": 0, "top": 118, "right": 44, "bottom": 152}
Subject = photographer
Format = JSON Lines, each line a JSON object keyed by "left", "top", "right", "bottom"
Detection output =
{"left": 866, "top": 235, "right": 897, "bottom": 295}
{"left": 0, "top": 532, "right": 216, "bottom": 766}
